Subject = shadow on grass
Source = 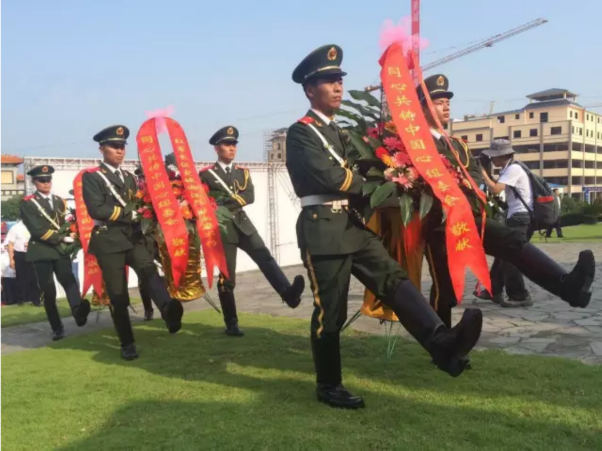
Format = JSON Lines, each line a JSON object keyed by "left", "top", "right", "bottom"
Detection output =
{"left": 56, "top": 313, "right": 602, "bottom": 417}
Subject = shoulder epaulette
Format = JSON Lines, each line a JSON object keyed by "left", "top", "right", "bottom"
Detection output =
{"left": 234, "top": 165, "right": 248, "bottom": 171}
{"left": 298, "top": 116, "right": 315, "bottom": 125}
{"left": 199, "top": 165, "right": 212, "bottom": 172}
{"left": 86, "top": 167, "right": 101, "bottom": 173}
{"left": 23, "top": 194, "right": 35, "bottom": 201}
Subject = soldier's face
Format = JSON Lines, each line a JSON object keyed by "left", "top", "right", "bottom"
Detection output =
{"left": 431, "top": 98, "right": 451, "bottom": 126}
{"left": 33, "top": 178, "right": 52, "bottom": 194}
{"left": 100, "top": 143, "right": 126, "bottom": 167}
{"left": 306, "top": 77, "right": 343, "bottom": 112}
{"left": 215, "top": 142, "right": 237, "bottom": 163}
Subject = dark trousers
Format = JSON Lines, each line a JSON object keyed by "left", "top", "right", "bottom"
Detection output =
{"left": 14, "top": 251, "right": 41, "bottom": 305}
{"left": 302, "top": 231, "right": 408, "bottom": 385}
{"left": 138, "top": 279, "right": 155, "bottom": 313}
{"left": 95, "top": 237, "right": 172, "bottom": 346}
{"left": 2, "top": 278, "right": 18, "bottom": 304}
{"left": 546, "top": 220, "right": 563, "bottom": 238}
{"left": 425, "top": 216, "right": 529, "bottom": 323}
{"left": 217, "top": 231, "right": 289, "bottom": 323}
{"left": 490, "top": 213, "right": 533, "bottom": 301}
{"left": 32, "top": 257, "right": 82, "bottom": 332}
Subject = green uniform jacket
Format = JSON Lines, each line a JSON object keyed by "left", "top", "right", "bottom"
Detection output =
{"left": 199, "top": 163, "right": 257, "bottom": 244}
{"left": 286, "top": 110, "right": 367, "bottom": 256}
{"left": 82, "top": 164, "right": 137, "bottom": 255}
{"left": 20, "top": 192, "right": 70, "bottom": 262}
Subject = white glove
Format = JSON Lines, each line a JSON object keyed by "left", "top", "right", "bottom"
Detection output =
{"left": 131, "top": 211, "right": 138, "bottom": 221}
{"left": 62, "top": 236, "right": 74, "bottom": 244}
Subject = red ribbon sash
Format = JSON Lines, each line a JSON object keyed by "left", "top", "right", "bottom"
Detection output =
{"left": 163, "top": 118, "right": 229, "bottom": 287}
{"left": 380, "top": 43, "right": 491, "bottom": 301}
{"left": 73, "top": 169, "right": 105, "bottom": 297}
{"left": 137, "top": 120, "right": 189, "bottom": 289}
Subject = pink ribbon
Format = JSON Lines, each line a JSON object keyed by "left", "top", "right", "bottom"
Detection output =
{"left": 145, "top": 105, "right": 175, "bottom": 135}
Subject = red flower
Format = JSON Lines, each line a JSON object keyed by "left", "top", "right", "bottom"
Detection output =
{"left": 201, "top": 182, "right": 210, "bottom": 193}
{"left": 142, "top": 209, "right": 154, "bottom": 219}
{"left": 70, "top": 223, "right": 78, "bottom": 233}
{"left": 166, "top": 169, "right": 176, "bottom": 180}
{"left": 208, "top": 197, "right": 218, "bottom": 210}
{"left": 375, "top": 147, "right": 396, "bottom": 168}
{"left": 393, "top": 151, "right": 412, "bottom": 167}
{"left": 367, "top": 127, "right": 380, "bottom": 139}
{"left": 383, "top": 137, "right": 404, "bottom": 152}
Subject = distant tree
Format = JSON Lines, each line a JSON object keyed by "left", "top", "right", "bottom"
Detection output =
{"left": 1, "top": 195, "right": 24, "bottom": 220}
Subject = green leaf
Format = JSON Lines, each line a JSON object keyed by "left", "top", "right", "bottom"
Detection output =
{"left": 341, "top": 100, "right": 379, "bottom": 122}
{"left": 366, "top": 167, "right": 384, "bottom": 179}
{"left": 370, "top": 182, "right": 396, "bottom": 208}
{"left": 141, "top": 217, "right": 153, "bottom": 234}
{"left": 348, "top": 90, "right": 382, "bottom": 108}
{"left": 362, "top": 181, "right": 380, "bottom": 197}
{"left": 366, "top": 136, "right": 383, "bottom": 151}
{"left": 346, "top": 130, "right": 375, "bottom": 160}
{"left": 419, "top": 192, "right": 434, "bottom": 220}
{"left": 399, "top": 193, "right": 413, "bottom": 227}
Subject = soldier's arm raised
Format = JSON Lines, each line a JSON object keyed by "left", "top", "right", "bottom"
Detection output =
{"left": 20, "top": 199, "right": 63, "bottom": 245}
{"left": 82, "top": 172, "right": 128, "bottom": 223}
{"left": 286, "top": 123, "right": 364, "bottom": 195}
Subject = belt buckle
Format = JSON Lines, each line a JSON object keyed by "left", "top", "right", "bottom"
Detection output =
{"left": 331, "top": 200, "right": 343, "bottom": 213}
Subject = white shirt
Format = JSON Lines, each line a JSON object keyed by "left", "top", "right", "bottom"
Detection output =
{"left": 217, "top": 161, "right": 234, "bottom": 173}
{"left": 5, "top": 221, "right": 30, "bottom": 253}
{"left": 498, "top": 160, "right": 533, "bottom": 217}
{"left": 102, "top": 162, "right": 124, "bottom": 178}
{"left": 1, "top": 250, "right": 16, "bottom": 278}
{"left": 430, "top": 128, "right": 443, "bottom": 140}
{"left": 311, "top": 109, "right": 334, "bottom": 125}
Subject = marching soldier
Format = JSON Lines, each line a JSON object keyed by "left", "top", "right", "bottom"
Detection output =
{"left": 286, "top": 44, "right": 484, "bottom": 409}
{"left": 82, "top": 125, "right": 184, "bottom": 360}
{"left": 20, "top": 166, "right": 91, "bottom": 340}
{"left": 199, "top": 126, "right": 305, "bottom": 336}
{"left": 419, "top": 74, "right": 595, "bottom": 329}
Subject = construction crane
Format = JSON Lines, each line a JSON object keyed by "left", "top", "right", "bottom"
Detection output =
{"left": 365, "top": 18, "right": 548, "bottom": 93}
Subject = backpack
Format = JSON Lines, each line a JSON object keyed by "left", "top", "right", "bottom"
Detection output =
{"left": 509, "top": 160, "right": 560, "bottom": 230}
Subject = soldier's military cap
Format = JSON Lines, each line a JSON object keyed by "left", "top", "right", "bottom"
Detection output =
{"left": 27, "top": 165, "right": 55, "bottom": 180}
{"left": 93, "top": 125, "right": 129, "bottom": 145}
{"left": 417, "top": 74, "right": 454, "bottom": 104}
{"left": 292, "top": 44, "right": 347, "bottom": 84}
{"left": 209, "top": 126, "right": 239, "bottom": 146}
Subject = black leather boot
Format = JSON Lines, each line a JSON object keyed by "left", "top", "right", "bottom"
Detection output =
{"left": 510, "top": 244, "right": 595, "bottom": 308}
{"left": 73, "top": 299, "right": 91, "bottom": 327}
{"left": 160, "top": 300, "right": 183, "bottom": 334}
{"left": 144, "top": 309, "right": 154, "bottom": 321}
{"left": 111, "top": 305, "right": 138, "bottom": 360}
{"left": 218, "top": 291, "right": 244, "bottom": 336}
{"left": 312, "top": 336, "right": 365, "bottom": 409}
{"left": 52, "top": 326, "right": 65, "bottom": 341}
{"left": 386, "top": 280, "right": 482, "bottom": 377}
{"left": 280, "top": 275, "right": 305, "bottom": 309}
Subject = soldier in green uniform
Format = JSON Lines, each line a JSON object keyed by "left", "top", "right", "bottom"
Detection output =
{"left": 286, "top": 44, "right": 485, "bottom": 410}
{"left": 419, "top": 74, "right": 595, "bottom": 331}
{"left": 82, "top": 125, "right": 184, "bottom": 360}
{"left": 20, "top": 166, "right": 91, "bottom": 340}
{"left": 199, "top": 126, "right": 305, "bottom": 336}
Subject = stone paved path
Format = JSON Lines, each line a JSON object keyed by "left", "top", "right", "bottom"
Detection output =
{"left": 3, "top": 242, "right": 601, "bottom": 364}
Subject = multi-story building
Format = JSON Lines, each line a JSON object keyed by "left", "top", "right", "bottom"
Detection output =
{"left": 267, "top": 128, "right": 288, "bottom": 162}
{"left": 1, "top": 154, "right": 25, "bottom": 201}
{"left": 450, "top": 89, "right": 601, "bottom": 200}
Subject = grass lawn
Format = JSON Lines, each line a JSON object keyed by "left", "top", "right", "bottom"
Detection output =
{"left": 532, "top": 223, "right": 602, "bottom": 244}
{"left": 1, "top": 297, "right": 141, "bottom": 328}
{"left": 2, "top": 311, "right": 601, "bottom": 450}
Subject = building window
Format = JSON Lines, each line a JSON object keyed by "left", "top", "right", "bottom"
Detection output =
{"left": 529, "top": 128, "right": 538, "bottom": 137}
{"left": 529, "top": 112, "right": 534, "bottom": 119}
{"left": 515, "top": 114, "right": 520, "bottom": 120}
{"left": 461, "top": 135, "right": 468, "bottom": 141}
{"left": 497, "top": 116, "right": 505, "bottom": 124}
{"left": 476, "top": 134, "right": 483, "bottom": 142}
{"left": 277, "top": 153, "right": 282, "bottom": 159}
{"left": 579, "top": 128, "right": 583, "bottom": 136}
{"left": 570, "top": 111, "right": 573, "bottom": 118}
{"left": 550, "top": 126, "right": 562, "bottom": 135}
{"left": 575, "top": 112, "right": 579, "bottom": 120}
{"left": 540, "top": 112, "right": 548, "bottom": 123}
{"left": 275, "top": 143, "right": 281, "bottom": 150}
{"left": 513, "top": 130, "right": 522, "bottom": 138}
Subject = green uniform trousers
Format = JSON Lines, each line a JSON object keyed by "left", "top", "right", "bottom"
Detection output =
{"left": 302, "top": 231, "right": 407, "bottom": 340}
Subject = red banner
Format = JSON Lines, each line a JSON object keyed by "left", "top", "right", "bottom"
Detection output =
{"left": 163, "top": 118, "right": 229, "bottom": 287}
{"left": 137, "top": 120, "right": 189, "bottom": 289}
{"left": 380, "top": 43, "right": 491, "bottom": 301}
{"left": 73, "top": 169, "right": 104, "bottom": 297}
